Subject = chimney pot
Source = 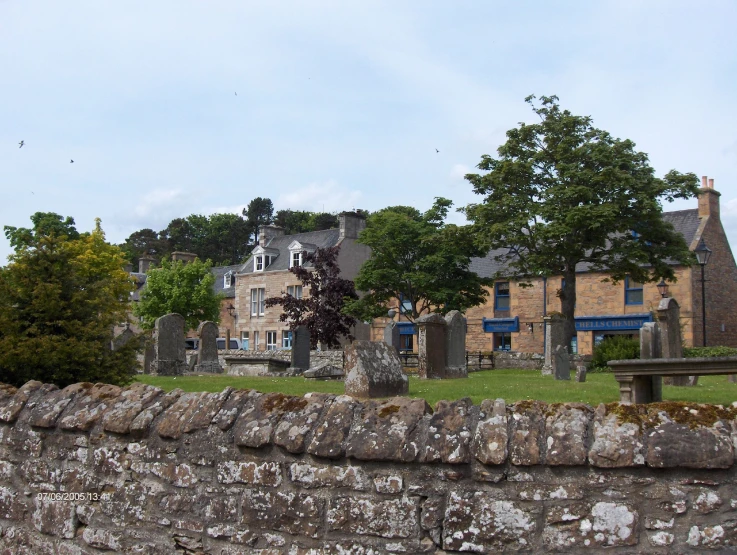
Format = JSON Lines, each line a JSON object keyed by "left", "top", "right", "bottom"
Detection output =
{"left": 709, "top": 178, "right": 715, "bottom": 189}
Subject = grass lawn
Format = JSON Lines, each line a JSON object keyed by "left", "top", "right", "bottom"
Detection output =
{"left": 135, "top": 369, "right": 737, "bottom": 407}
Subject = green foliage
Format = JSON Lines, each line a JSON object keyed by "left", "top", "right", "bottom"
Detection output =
{"left": 0, "top": 219, "right": 139, "bottom": 387}
{"left": 591, "top": 336, "right": 640, "bottom": 371}
{"left": 684, "top": 346, "right": 737, "bottom": 358}
{"left": 345, "top": 198, "right": 489, "bottom": 322}
{"left": 463, "top": 95, "right": 700, "bottom": 348}
{"left": 133, "top": 257, "right": 223, "bottom": 331}
{"left": 4, "top": 211, "right": 80, "bottom": 252}
{"left": 242, "top": 197, "right": 274, "bottom": 244}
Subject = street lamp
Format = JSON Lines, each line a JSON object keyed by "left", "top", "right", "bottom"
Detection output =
{"left": 656, "top": 279, "right": 669, "bottom": 298}
{"left": 694, "top": 239, "right": 712, "bottom": 347}
{"left": 226, "top": 303, "right": 236, "bottom": 318}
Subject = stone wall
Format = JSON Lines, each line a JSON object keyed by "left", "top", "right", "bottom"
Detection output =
{"left": 2, "top": 381, "right": 737, "bottom": 553}
{"left": 183, "top": 350, "right": 344, "bottom": 373}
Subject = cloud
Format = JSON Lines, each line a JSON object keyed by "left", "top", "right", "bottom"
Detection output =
{"left": 450, "top": 164, "right": 471, "bottom": 181}
{"left": 276, "top": 180, "right": 364, "bottom": 213}
{"left": 131, "top": 188, "right": 190, "bottom": 227}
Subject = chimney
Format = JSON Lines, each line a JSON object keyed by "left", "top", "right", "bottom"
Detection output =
{"left": 698, "top": 175, "right": 721, "bottom": 219}
{"left": 138, "top": 256, "right": 155, "bottom": 273}
{"left": 339, "top": 211, "right": 366, "bottom": 239}
{"left": 171, "top": 251, "right": 198, "bottom": 264}
{"left": 258, "top": 225, "right": 285, "bottom": 247}
{"left": 123, "top": 263, "right": 133, "bottom": 273}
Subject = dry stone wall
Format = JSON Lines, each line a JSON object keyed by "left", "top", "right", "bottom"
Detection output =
{"left": 0, "top": 381, "right": 737, "bottom": 553}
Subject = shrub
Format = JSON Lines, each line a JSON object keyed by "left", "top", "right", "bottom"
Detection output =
{"left": 590, "top": 336, "right": 640, "bottom": 371}
{"left": 684, "top": 346, "right": 737, "bottom": 358}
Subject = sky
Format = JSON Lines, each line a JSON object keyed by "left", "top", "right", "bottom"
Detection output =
{"left": 2, "top": 1, "right": 736, "bottom": 264}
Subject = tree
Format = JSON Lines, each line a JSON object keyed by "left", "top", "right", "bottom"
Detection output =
{"left": 119, "top": 228, "right": 168, "bottom": 270}
{"left": 345, "top": 198, "right": 489, "bottom": 322}
{"left": 0, "top": 219, "right": 139, "bottom": 387}
{"left": 463, "top": 95, "right": 699, "bottom": 349}
{"left": 4, "top": 211, "right": 80, "bottom": 252}
{"left": 133, "top": 257, "right": 223, "bottom": 331}
{"left": 243, "top": 197, "right": 274, "bottom": 244}
{"left": 265, "top": 246, "right": 358, "bottom": 348}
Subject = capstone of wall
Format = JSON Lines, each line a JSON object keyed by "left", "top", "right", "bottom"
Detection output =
{"left": 1, "top": 380, "right": 737, "bottom": 553}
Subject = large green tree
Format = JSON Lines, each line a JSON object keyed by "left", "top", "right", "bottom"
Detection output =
{"left": 4, "top": 211, "right": 80, "bottom": 252}
{"left": 0, "top": 219, "right": 139, "bottom": 387}
{"left": 463, "top": 95, "right": 699, "bottom": 349}
{"left": 345, "top": 198, "right": 488, "bottom": 322}
{"left": 133, "top": 257, "right": 223, "bottom": 331}
{"left": 242, "top": 197, "right": 274, "bottom": 244}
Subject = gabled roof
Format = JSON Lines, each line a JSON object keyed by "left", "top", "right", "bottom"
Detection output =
{"left": 470, "top": 208, "right": 702, "bottom": 279}
{"left": 238, "top": 228, "right": 341, "bottom": 274}
{"left": 129, "top": 263, "right": 241, "bottom": 300}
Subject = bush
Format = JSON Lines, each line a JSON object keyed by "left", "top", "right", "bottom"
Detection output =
{"left": 684, "top": 346, "right": 737, "bottom": 358}
{"left": 590, "top": 336, "right": 640, "bottom": 371}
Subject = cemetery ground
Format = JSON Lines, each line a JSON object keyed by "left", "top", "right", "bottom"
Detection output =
{"left": 136, "top": 368, "right": 737, "bottom": 407}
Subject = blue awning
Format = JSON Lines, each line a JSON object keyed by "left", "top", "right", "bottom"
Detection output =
{"left": 396, "top": 322, "right": 416, "bottom": 335}
{"left": 575, "top": 313, "right": 652, "bottom": 331}
{"left": 483, "top": 316, "right": 519, "bottom": 333}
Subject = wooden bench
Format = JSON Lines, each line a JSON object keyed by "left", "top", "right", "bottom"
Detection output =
{"left": 608, "top": 357, "right": 737, "bottom": 404}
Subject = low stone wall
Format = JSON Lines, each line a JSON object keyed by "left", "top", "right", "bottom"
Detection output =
{"left": 492, "top": 351, "right": 591, "bottom": 370}
{"left": 1, "top": 381, "right": 736, "bottom": 552}
{"left": 183, "top": 349, "right": 344, "bottom": 374}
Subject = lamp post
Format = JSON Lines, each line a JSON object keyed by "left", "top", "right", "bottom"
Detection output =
{"left": 694, "top": 239, "right": 712, "bottom": 347}
{"left": 656, "top": 279, "right": 669, "bottom": 298}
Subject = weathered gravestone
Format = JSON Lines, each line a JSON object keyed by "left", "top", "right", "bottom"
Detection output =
{"left": 112, "top": 325, "right": 135, "bottom": 351}
{"left": 344, "top": 340, "right": 408, "bottom": 398}
{"left": 575, "top": 365, "right": 587, "bottom": 382}
{"left": 383, "top": 322, "right": 401, "bottom": 352}
{"left": 657, "top": 297, "right": 694, "bottom": 386}
{"left": 150, "top": 313, "right": 187, "bottom": 376}
{"left": 290, "top": 326, "right": 310, "bottom": 373}
{"left": 542, "top": 314, "right": 566, "bottom": 376}
{"left": 444, "top": 310, "right": 468, "bottom": 378}
{"left": 552, "top": 345, "right": 571, "bottom": 380}
{"left": 304, "top": 361, "right": 344, "bottom": 380}
{"left": 636, "top": 321, "right": 663, "bottom": 402}
{"left": 143, "top": 340, "right": 155, "bottom": 375}
{"left": 195, "top": 321, "right": 222, "bottom": 374}
{"left": 417, "top": 313, "right": 447, "bottom": 379}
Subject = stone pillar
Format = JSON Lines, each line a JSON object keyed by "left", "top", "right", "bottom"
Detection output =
{"left": 195, "top": 321, "right": 222, "bottom": 374}
{"left": 383, "top": 322, "right": 401, "bottom": 352}
{"left": 417, "top": 313, "right": 447, "bottom": 379}
{"left": 290, "top": 326, "right": 311, "bottom": 373}
{"left": 542, "top": 314, "right": 566, "bottom": 376}
{"left": 344, "top": 340, "right": 408, "bottom": 398}
{"left": 634, "top": 321, "right": 662, "bottom": 403}
{"left": 150, "top": 313, "right": 187, "bottom": 376}
{"left": 657, "top": 297, "right": 693, "bottom": 386}
{"left": 444, "top": 311, "right": 468, "bottom": 378}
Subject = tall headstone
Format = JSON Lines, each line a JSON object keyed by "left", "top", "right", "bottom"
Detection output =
{"left": 552, "top": 345, "right": 570, "bottom": 380}
{"left": 657, "top": 297, "right": 693, "bottom": 386}
{"left": 542, "top": 314, "right": 566, "bottom": 376}
{"left": 195, "top": 321, "right": 222, "bottom": 373}
{"left": 444, "top": 311, "right": 468, "bottom": 378}
{"left": 290, "top": 326, "right": 311, "bottom": 373}
{"left": 417, "top": 313, "right": 447, "bottom": 379}
{"left": 143, "top": 341, "right": 155, "bottom": 375}
{"left": 637, "top": 321, "right": 662, "bottom": 402}
{"left": 112, "top": 325, "right": 135, "bottom": 351}
{"left": 150, "top": 313, "right": 187, "bottom": 376}
{"left": 344, "top": 340, "right": 408, "bottom": 398}
{"left": 383, "top": 322, "right": 401, "bottom": 352}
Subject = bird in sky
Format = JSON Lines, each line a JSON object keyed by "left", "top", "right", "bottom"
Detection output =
{"left": 18, "top": 141, "right": 24, "bottom": 148}
{"left": 435, "top": 148, "right": 439, "bottom": 153}
{"left": 235, "top": 92, "right": 237, "bottom": 96}
{"left": 70, "top": 159, "right": 74, "bottom": 163}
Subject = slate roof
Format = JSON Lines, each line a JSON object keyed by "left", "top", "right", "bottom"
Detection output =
{"left": 469, "top": 208, "right": 702, "bottom": 279}
{"left": 238, "top": 229, "right": 341, "bottom": 274}
{"left": 129, "top": 263, "right": 242, "bottom": 300}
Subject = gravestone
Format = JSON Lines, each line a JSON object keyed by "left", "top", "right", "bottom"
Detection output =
{"left": 290, "top": 326, "right": 311, "bottom": 373}
{"left": 552, "top": 345, "right": 570, "bottom": 380}
{"left": 444, "top": 310, "right": 468, "bottom": 378}
{"left": 657, "top": 297, "right": 693, "bottom": 386}
{"left": 112, "top": 325, "right": 135, "bottom": 351}
{"left": 383, "top": 322, "right": 401, "bottom": 352}
{"left": 575, "top": 365, "right": 587, "bottom": 382}
{"left": 417, "top": 313, "right": 447, "bottom": 379}
{"left": 150, "top": 313, "right": 187, "bottom": 376}
{"left": 344, "top": 340, "right": 408, "bottom": 398}
{"left": 195, "top": 321, "right": 222, "bottom": 373}
{"left": 304, "top": 361, "right": 344, "bottom": 380}
{"left": 143, "top": 341, "right": 155, "bottom": 375}
{"left": 542, "top": 314, "right": 566, "bottom": 376}
{"left": 637, "top": 321, "right": 663, "bottom": 402}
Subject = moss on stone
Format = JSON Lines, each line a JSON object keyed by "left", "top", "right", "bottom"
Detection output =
{"left": 606, "top": 401, "right": 737, "bottom": 430}
{"left": 378, "top": 404, "right": 401, "bottom": 418}
{"left": 262, "top": 393, "right": 308, "bottom": 413}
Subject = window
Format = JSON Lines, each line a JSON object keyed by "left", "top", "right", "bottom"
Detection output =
{"left": 625, "top": 277, "right": 643, "bottom": 305}
{"left": 570, "top": 335, "right": 578, "bottom": 354}
{"left": 399, "top": 292, "right": 412, "bottom": 315}
{"left": 254, "top": 255, "right": 272, "bottom": 272}
{"left": 241, "top": 331, "right": 249, "bottom": 350}
{"left": 282, "top": 330, "right": 292, "bottom": 349}
{"left": 287, "top": 285, "right": 303, "bottom": 299}
{"left": 251, "top": 288, "right": 265, "bottom": 316}
{"left": 400, "top": 334, "right": 413, "bottom": 352}
{"left": 495, "top": 282, "right": 510, "bottom": 310}
{"left": 266, "top": 331, "right": 278, "bottom": 351}
{"left": 253, "top": 331, "right": 259, "bottom": 350}
{"left": 493, "top": 332, "right": 512, "bottom": 351}
{"left": 224, "top": 271, "right": 234, "bottom": 287}
{"left": 291, "top": 251, "right": 302, "bottom": 268}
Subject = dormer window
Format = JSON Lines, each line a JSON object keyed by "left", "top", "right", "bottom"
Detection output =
{"left": 288, "top": 240, "right": 316, "bottom": 269}
{"left": 252, "top": 246, "right": 278, "bottom": 272}
{"left": 224, "top": 271, "right": 234, "bottom": 288}
{"left": 291, "top": 251, "right": 302, "bottom": 268}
